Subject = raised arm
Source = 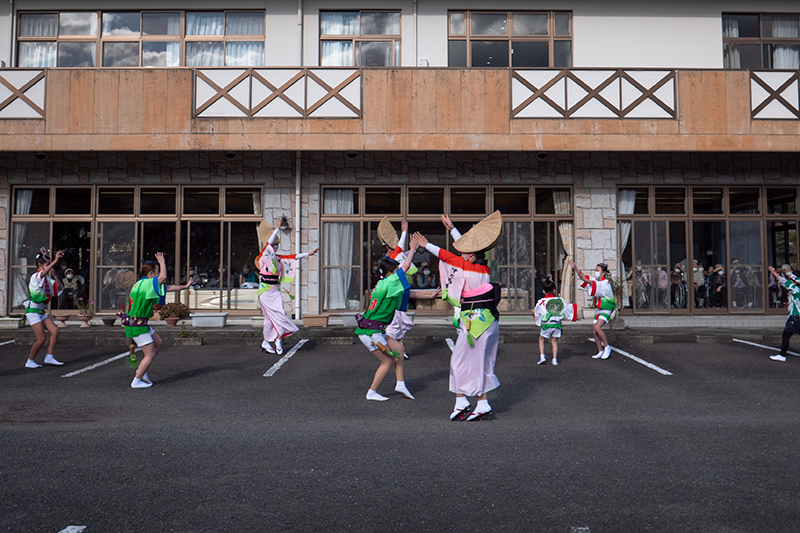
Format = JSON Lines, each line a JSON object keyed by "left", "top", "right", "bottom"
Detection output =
{"left": 267, "top": 228, "right": 280, "bottom": 246}
{"left": 40, "top": 250, "right": 64, "bottom": 279}
{"left": 294, "top": 248, "right": 320, "bottom": 261}
{"left": 569, "top": 259, "right": 588, "bottom": 282}
{"left": 441, "top": 214, "right": 462, "bottom": 240}
{"left": 401, "top": 237, "right": 417, "bottom": 273}
{"left": 155, "top": 252, "right": 168, "bottom": 286}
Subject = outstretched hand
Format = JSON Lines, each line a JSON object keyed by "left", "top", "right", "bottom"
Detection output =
{"left": 309, "top": 248, "right": 320, "bottom": 256}
{"left": 413, "top": 232, "right": 429, "bottom": 247}
{"left": 401, "top": 220, "right": 408, "bottom": 233}
{"left": 441, "top": 214, "right": 454, "bottom": 231}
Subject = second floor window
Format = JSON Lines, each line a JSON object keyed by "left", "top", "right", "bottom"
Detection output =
{"left": 448, "top": 11, "right": 572, "bottom": 68}
{"left": 320, "top": 11, "right": 400, "bottom": 67}
{"left": 723, "top": 13, "right": 800, "bottom": 69}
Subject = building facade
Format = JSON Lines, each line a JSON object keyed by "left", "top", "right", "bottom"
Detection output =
{"left": 0, "top": 1, "right": 799, "bottom": 318}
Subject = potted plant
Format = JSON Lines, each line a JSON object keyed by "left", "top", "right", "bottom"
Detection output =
{"left": 158, "top": 302, "right": 189, "bottom": 327}
{"left": 76, "top": 298, "right": 95, "bottom": 327}
{"left": 52, "top": 313, "right": 71, "bottom": 328}
{"left": 101, "top": 316, "right": 117, "bottom": 327}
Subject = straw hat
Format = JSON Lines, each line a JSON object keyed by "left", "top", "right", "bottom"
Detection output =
{"left": 453, "top": 210, "right": 504, "bottom": 253}
{"left": 377, "top": 217, "right": 399, "bottom": 249}
{"left": 258, "top": 220, "right": 280, "bottom": 246}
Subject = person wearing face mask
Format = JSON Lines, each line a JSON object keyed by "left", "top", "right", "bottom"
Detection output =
{"left": 692, "top": 260, "right": 706, "bottom": 308}
{"left": 710, "top": 264, "right": 727, "bottom": 308}
{"left": 670, "top": 263, "right": 686, "bottom": 309}
{"left": 570, "top": 259, "right": 615, "bottom": 359}
{"left": 60, "top": 267, "right": 84, "bottom": 309}
{"left": 416, "top": 263, "right": 437, "bottom": 289}
{"left": 767, "top": 265, "right": 800, "bottom": 362}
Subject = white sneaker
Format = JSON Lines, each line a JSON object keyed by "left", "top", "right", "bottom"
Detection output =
{"left": 366, "top": 390, "right": 388, "bottom": 402}
{"left": 770, "top": 354, "right": 787, "bottom": 362}
{"left": 25, "top": 359, "right": 41, "bottom": 369}
{"left": 261, "top": 340, "right": 275, "bottom": 353}
{"left": 142, "top": 372, "right": 152, "bottom": 384}
{"left": 395, "top": 383, "right": 415, "bottom": 400}
{"left": 552, "top": 358, "right": 559, "bottom": 366}
{"left": 44, "top": 354, "right": 63, "bottom": 366}
{"left": 537, "top": 355, "right": 547, "bottom": 365}
{"left": 601, "top": 345, "right": 613, "bottom": 359}
{"left": 592, "top": 352, "right": 603, "bottom": 359}
{"left": 131, "top": 378, "right": 152, "bottom": 389}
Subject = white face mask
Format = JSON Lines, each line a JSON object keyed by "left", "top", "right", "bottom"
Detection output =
{"left": 189, "top": 271, "right": 195, "bottom": 276}
{"left": 66, "top": 274, "right": 74, "bottom": 280}
{"left": 674, "top": 268, "right": 681, "bottom": 273}
{"left": 423, "top": 269, "right": 430, "bottom": 275}
{"left": 718, "top": 269, "right": 724, "bottom": 275}
{"left": 593, "top": 271, "right": 602, "bottom": 280}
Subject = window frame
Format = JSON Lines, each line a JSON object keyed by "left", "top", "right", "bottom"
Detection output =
{"left": 318, "top": 10, "right": 402, "bottom": 67}
{"left": 722, "top": 12, "right": 800, "bottom": 70}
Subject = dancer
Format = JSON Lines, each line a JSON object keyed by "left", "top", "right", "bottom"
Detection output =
{"left": 414, "top": 210, "right": 503, "bottom": 421}
{"left": 123, "top": 253, "right": 190, "bottom": 388}
{"left": 256, "top": 219, "right": 318, "bottom": 355}
{"left": 768, "top": 265, "right": 800, "bottom": 362}
{"left": 381, "top": 219, "right": 419, "bottom": 363}
{"left": 533, "top": 275, "right": 578, "bottom": 366}
{"left": 570, "top": 259, "right": 616, "bottom": 359}
{"left": 24, "top": 248, "right": 64, "bottom": 368}
{"left": 355, "top": 236, "right": 419, "bottom": 401}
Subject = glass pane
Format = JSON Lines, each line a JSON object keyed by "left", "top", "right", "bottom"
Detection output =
{"left": 361, "top": 12, "right": 400, "bottom": 35}
{"left": 184, "top": 188, "right": 220, "bottom": 215}
{"left": 14, "top": 188, "right": 49, "bottom": 215}
{"left": 654, "top": 187, "right": 685, "bottom": 214}
{"left": 102, "top": 42, "right": 139, "bottom": 67}
{"left": 18, "top": 42, "right": 57, "bottom": 68}
{"left": 323, "top": 188, "right": 358, "bottom": 215}
{"left": 730, "top": 187, "right": 760, "bottom": 214}
{"left": 767, "top": 188, "right": 797, "bottom": 215}
{"left": 102, "top": 12, "right": 140, "bottom": 36}
{"left": 99, "top": 188, "right": 134, "bottom": 215}
{"left": 448, "top": 40, "right": 467, "bottom": 67}
{"left": 320, "top": 12, "right": 359, "bottom": 35}
{"left": 186, "top": 42, "right": 224, "bottom": 67}
{"left": 226, "top": 12, "right": 264, "bottom": 35}
{"left": 324, "top": 222, "right": 359, "bottom": 266}
{"left": 693, "top": 187, "right": 723, "bottom": 214}
{"left": 408, "top": 187, "right": 444, "bottom": 215}
{"left": 188, "top": 222, "right": 222, "bottom": 293}
{"left": 555, "top": 13, "right": 570, "bottom": 35}
{"left": 226, "top": 41, "right": 264, "bottom": 66}
{"left": 224, "top": 188, "right": 262, "bottom": 215}
{"left": 140, "top": 188, "right": 176, "bottom": 215}
{"left": 725, "top": 44, "right": 761, "bottom": 69}
{"left": 142, "top": 42, "right": 180, "bottom": 67}
{"left": 693, "top": 221, "right": 727, "bottom": 309}
{"left": 98, "top": 221, "right": 136, "bottom": 311}
{"left": 358, "top": 41, "right": 393, "bottom": 67}
{"left": 768, "top": 220, "right": 797, "bottom": 309}
{"left": 730, "top": 220, "right": 763, "bottom": 310}
{"left": 324, "top": 268, "right": 361, "bottom": 311}
{"left": 766, "top": 44, "right": 800, "bottom": 69}
{"left": 512, "top": 41, "right": 548, "bottom": 67}
{"left": 19, "top": 14, "right": 57, "bottom": 36}
{"left": 619, "top": 222, "right": 633, "bottom": 309}
{"left": 535, "top": 188, "right": 571, "bottom": 215}
{"left": 59, "top": 12, "right": 98, "bottom": 36}
{"left": 227, "top": 222, "right": 261, "bottom": 309}
{"left": 494, "top": 187, "right": 529, "bottom": 214}
{"left": 451, "top": 187, "right": 486, "bottom": 214}
{"left": 723, "top": 14, "right": 759, "bottom": 38}
{"left": 761, "top": 15, "right": 799, "bottom": 38}
{"left": 141, "top": 221, "right": 176, "bottom": 285}
{"left": 58, "top": 42, "right": 96, "bottom": 67}
{"left": 364, "top": 188, "right": 401, "bottom": 214}
{"left": 553, "top": 41, "right": 572, "bottom": 68}
{"left": 11, "top": 221, "right": 49, "bottom": 265}
{"left": 320, "top": 41, "right": 353, "bottom": 67}
{"left": 52, "top": 222, "right": 92, "bottom": 311}
{"left": 471, "top": 13, "right": 508, "bottom": 35}
{"left": 55, "top": 188, "right": 91, "bottom": 215}
{"left": 450, "top": 13, "right": 465, "bottom": 35}
{"left": 513, "top": 13, "right": 548, "bottom": 35}
{"left": 471, "top": 41, "right": 509, "bottom": 67}
{"left": 186, "top": 12, "right": 224, "bottom": 36}
{"left": 669, "top": 221, "right": 688, "bottom": 309}
{"left": 405, "top": 220, "right": 446, "bottom": 301}
{"left": 323, "top": 221, "right": 360, "bottom": 310}
{"left": 142, "top": 12, "right": 180, "bottom": 36}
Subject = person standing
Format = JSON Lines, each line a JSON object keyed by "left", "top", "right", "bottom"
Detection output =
{"left": 768, "top": 265, "right": 800, "bottom": 362}
{"left": 533, "top": 276, "right": 578, "bottom": 366}
{"left": 570, "top": 259, "right": 616, "bottom": 360}
{"left": 24, "top": 249, "right": 64, "bottom": 368}
{"left": 123, "top": 253, "right": 191, "bottom": 388}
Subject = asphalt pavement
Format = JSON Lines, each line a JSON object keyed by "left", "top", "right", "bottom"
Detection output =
{"left": 2, "top": 333, "right": 799, "bottom": 532}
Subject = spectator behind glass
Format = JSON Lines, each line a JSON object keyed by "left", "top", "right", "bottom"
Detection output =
{"left": 240, "top": 264, "right": 257, "bottom": 287}
{"left": 59, "top": 267, "right": 84, "bottom": 309}
{"left": 416, "top": 262, "right": 437, "bottom": 289}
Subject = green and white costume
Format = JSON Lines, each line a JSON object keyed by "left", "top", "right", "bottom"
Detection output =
{"left": 533, "top": 294, "right": 578, "bottom": 338}
{"left": 25, "top": 270, "right": 61, "bottom": 325}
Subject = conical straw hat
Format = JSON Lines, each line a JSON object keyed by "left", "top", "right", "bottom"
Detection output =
{"left": 453, "top": 210, "right": 504, "bottom": 253}
{"left": 258, "top": 220, "right": 280, "bottom": 246}
{"left": 377, "top": 217, "right": 399, "bottom": 249}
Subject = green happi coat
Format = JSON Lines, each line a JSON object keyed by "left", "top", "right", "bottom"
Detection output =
{"left": 125, "top": 276, "right": 166, "bottom": 338}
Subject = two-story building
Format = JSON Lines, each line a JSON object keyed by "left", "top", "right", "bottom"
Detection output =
{"left": 0, "top": 1, "right": 799, "bottom": 319}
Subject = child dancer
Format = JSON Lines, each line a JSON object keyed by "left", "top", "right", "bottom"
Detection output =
{"left": 355, "top": 237, "right": 418, "bottom": 401}
{"left": 24, "top": 248, "right": 64, "bottom": 368}
{"left": 123, "top": 253, "right": 190, "bottom": 388}
{"left": 385, "top": 220, "right": 418, "bottom": 363}
{"left": 570, "top": 259, "right": 616, "bottom": 359}
{"left": 768, "top": 265, "right": 800, "bottom": 362}
{"left": 533, "top": 275, "right": 578, "bottom": 366}
{"left": 256, "top": 220, "right": 319, "bottom": 355}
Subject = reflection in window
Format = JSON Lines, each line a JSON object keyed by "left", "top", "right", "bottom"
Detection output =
{"left": 102, "top": 12, "right": 140, "bottom": 36}
{"left": 729, "top": 188, "right": 760, "bottom": 214}
{"left": 102, "top": 42, "right": 139, "bottom": 67}
{"left": 142, "top": 42, "right": 180, "bottom": 67}
{"left": 692, "top": 187, "right": 723, "bottom": 215}
{"left": 142, "top": 12, "right": 180, "bottom": 35}
{"left": 58, "top": 42, "right": 96, "bottom": 67}
{"left": 60, "top": 12, "right": 98, "bottom": 35}
{"left": 320, "top": 11, "right": 400, "bottom": 66}
{"left": 655, "top": 188, "right": 685, "bottom": 214}
{"left": 185, "top": 42, "right": 224, "bottom": 67}
{"left": 767, "top": 188, "right": 797, "bottom": 214}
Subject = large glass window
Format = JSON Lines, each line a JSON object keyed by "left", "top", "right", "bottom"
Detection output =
{"left": 320, "top": 11, "right": 400, "bottom": 66}
{"left": 448, "top": 11, "right": 572, "bottom": 67}
{"left": 723, "top": 13, "right": 800, "bottom": 69}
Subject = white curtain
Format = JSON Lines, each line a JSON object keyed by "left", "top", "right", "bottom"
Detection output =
{"left": 226, "top": 42, "right": 264, "bottom": 67}
{"left": 323, "top": 190, "right": 355, "bottom": 310}
{"left": 186, "top": 42, "right": 224, "bottom": 67}
{"left": 320, "top": 12, "right": 359, "bottom": 35}
{"left": 769, "top": 16, "right": 800, "bottom": 69}
{"left": 186, "top": 13, "right": 224, "bottom": 36}
{"left": 553, "top": 190, "right": 574, "bottom": 302}
{"left": 321, "top": 41, "right": 354, "bottom": 66}
{"left": 142, "top": 42, "right": 180, "bottom": 67}
{"left": 723, "top": 17, "right": 741, "bottom": 69}
{"left": 618, "top": 189, "right": 637, "bottom": 307}
{"left": 19, "top": 14, "right": 57, "bottom": 36}
{"left": 723, "top": 17, "right": 739, "bottom": 38}
{"left": 18, "top": 42, "right": 57, "bottom": 68}
{"left": 12, "top": 191, "right": 33, "bottom": 307}
{"left": 226, "top": 13, "right": 264, "bottom": 36}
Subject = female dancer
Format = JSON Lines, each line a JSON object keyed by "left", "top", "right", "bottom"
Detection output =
{"left": 356, "top": 236, "right": 418, "bottom": 401}
{"left": 256, "top": 220, "right": 318, "bottom": 355}
{"left": 385, "top": 220, "right": 418, "bottom": 363}
{"left": 123, "top": 253, "right": 190, "bottom": 388}
{"left": 570, "top": 259, "right": 616, "bottom": 359}
{"left": 768, "top": 265, "right": 800, "bottom": 362}
{"left": 24, "top": 248, "right": 64, "bottom": 368}
{"left": 414, "top": 220, "right": 501, "bottom": 422}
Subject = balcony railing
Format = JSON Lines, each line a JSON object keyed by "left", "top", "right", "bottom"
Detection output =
{"left": 0, "top": 69, "right": 45, "bottom": 119}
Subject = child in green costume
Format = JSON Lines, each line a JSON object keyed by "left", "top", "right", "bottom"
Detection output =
{"left": 24, "top": 248, "right": 64, "bottom": 369}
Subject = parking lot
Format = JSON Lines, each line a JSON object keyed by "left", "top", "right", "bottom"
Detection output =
{"left": 2, "top": 333, "right": 799, "bottom": 532}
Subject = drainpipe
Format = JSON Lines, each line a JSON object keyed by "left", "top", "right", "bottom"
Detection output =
{"left": 297, "top": 0, "right": 303, "bottom": 66}
{"left": 8, "top": 0, "right": 15, "bottom": 67}
{"left": 413, "top": 0, "right": 417, "bottom": 66}
{"left": 295, "top": 151, "right": 301, "bottom": 320}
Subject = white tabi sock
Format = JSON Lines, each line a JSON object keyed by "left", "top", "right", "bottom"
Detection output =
{"left": 275, "top": 338, "right": 283, "bottom": 354}
{"left": 25, "top": 359, "right": 41, "bottom": 369}
{"left": 395, "top": 381, "right": 415, "bottom": 399}
{"left": 44, "top": 354, "right": 63, "bottom": 366}
{"left": 131, "top": 378, "right": 152, "bottom": 389}
{"left": 475, "top": 399, "right": 491, "bottom": 414}
{"left": 454, "top": 396, "right": 470, "bottom": 411}
{"left": 538, "top": 354, "right": 547, "bottom": 365}
{"left": 366, "top": 389, "right": 388, "bottom": 401}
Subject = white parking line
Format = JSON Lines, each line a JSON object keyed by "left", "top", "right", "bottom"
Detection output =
{"left": 446, "top": 338, "right": 455, "bottom": 353}
{"left": 0, "top": 339, "right": 15, "bottom": 346}
{"left": 264, "top": 339, "right": 308, "bottom": 377}
{"left": 589, "top": 338, "right": 673, "bottom": 376}
{"left": 733, "top": 338, "right": 800, "bottom": 357}
{"left": 58, "top": 526, "right": 87, "bottom": 533}
{"left": 62, "top": 349, "right": 141, "bottom": 378}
